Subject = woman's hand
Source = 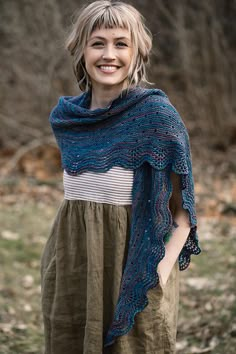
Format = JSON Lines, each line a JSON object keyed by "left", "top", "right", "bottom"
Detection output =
{"left": 157, "top": 222, "right": 190, "bottom": 286}
{"left": 157, "top": 172, "right": 191, "bottom": 286}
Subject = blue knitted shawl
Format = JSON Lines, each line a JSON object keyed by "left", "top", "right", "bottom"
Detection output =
{"left": 49, "top": 86, "right": 201, "bottom": 347}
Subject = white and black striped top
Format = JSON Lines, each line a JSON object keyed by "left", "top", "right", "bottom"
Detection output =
{"left": 63, "top": 166, "right": 134, "bottom": 205}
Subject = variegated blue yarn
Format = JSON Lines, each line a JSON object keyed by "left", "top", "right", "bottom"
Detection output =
{"left": 49, "top": 86, "right": 201, "bottom": 348}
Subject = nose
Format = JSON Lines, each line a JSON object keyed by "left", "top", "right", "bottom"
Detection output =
{"left": 102, "top": 44, "right": 116, "bottom": 60}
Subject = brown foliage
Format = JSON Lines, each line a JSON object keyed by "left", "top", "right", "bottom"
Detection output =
{"left": 0, "top": 0, "right": 235, "bottom": 150}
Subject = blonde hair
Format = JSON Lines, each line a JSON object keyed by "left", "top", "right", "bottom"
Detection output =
{"left": 65, "top": 1, "right": 153, "bottom": 91}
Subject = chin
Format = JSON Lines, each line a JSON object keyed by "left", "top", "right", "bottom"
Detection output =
{"left": 97, "top": 78, "right": 128, "bottom": 88}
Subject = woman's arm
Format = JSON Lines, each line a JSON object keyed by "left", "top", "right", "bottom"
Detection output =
{"left": 157, "top": 172, "right": 191, "bottom": 286}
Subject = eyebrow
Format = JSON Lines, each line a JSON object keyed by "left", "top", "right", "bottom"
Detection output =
{"left": 89, "top": 36, "right": 130, "bottom": 41}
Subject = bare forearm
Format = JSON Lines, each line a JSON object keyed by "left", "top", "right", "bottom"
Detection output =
{"left": 157, "top": 224, "right": 190, "bottom": 286}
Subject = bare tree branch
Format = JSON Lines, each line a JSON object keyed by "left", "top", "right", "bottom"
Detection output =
{"left": 1, "top": 136, "right": 56, "bottom": 177}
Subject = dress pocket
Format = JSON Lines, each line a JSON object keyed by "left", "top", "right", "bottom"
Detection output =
{"left": 43, "top": 253, "right": 56, "bottom": 274}
{"left": 40, "top": 222, "right": 57, "bottom": 279}
{"left": 158, "top": 259, "right": 180, "bottom": 293}
{"left": 158, "top": 270, "right": 167, "bottom": 292}
{"left": 41, "top": 254, "right": 56, "bottom": 317}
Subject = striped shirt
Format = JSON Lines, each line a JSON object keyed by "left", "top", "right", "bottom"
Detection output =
{"left": 63, "top": 166, "right": 133, "bottom": 205}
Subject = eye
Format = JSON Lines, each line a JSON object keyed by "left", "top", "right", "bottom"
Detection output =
{"left": 92, "top": 42, "right": 103, "bottom": 47}
{"left": 116, "top": 42, "right": 128, "bottom": 47}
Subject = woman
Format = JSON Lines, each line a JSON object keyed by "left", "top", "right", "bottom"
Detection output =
{"left": 40, "top": 1, "right": 201, "bottom": 353}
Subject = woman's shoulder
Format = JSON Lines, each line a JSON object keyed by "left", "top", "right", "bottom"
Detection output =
{"left": 139, "top": 87, "right": 178, "bottom": 115}
{"left": 142, "top": 87, "right": 174, "bottom": 108}
{"left": 57, "top": 91, "right": 85, "bottom": 107}
{"left": 137, "top": 88, "right": 189, "bottom": 141}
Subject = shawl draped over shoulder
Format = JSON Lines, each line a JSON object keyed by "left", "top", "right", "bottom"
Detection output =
{"left": 49, "top": 86, "right": 201, "bottom": 347}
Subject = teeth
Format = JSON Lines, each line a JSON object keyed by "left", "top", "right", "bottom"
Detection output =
{"left": 99, "top": 66, "right": 118, "bottom": 71}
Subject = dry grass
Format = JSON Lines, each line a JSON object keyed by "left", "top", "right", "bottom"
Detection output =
{"left": 0, "top": 178, "right": 235, "bottom": 353}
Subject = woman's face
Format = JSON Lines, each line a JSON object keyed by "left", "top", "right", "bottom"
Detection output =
{"left": 84, "top": 27, "right": 133, "bottom": 92}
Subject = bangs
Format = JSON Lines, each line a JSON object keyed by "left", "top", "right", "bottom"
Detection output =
{"left": 86, "top": 7, "right": 132, "bottom": 39}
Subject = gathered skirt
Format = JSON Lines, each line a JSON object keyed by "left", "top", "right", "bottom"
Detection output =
{"left": 40, "top": 199, "right": 179, "bottom": 354}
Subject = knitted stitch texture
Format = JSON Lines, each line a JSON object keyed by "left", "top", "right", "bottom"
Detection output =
{"left": 49, "top": 86, "right": 201, "bottom": 347}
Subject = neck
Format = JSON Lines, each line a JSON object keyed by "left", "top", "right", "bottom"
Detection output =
{"left": 89, "top": 83, "right": 128, "bottom": 110}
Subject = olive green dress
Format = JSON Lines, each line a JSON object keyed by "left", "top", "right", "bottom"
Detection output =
{"left": 40, "top": 199, "right": 179, "bottom": 354}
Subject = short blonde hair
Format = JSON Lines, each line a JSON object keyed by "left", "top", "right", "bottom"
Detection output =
{"left": 65, "top": 1, "right": 153, "bottom": 91}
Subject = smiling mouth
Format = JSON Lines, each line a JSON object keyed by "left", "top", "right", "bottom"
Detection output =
{"left": 97, "top": 65, "right": 121, "bottom": 72}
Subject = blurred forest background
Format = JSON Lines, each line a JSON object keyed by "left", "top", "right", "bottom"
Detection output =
{"left": 0, "top": 0, "right": 235, "bottom": 353}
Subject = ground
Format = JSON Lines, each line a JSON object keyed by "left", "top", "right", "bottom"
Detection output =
{"left": 0, "top": 145, "right": 235, "bottom": 354}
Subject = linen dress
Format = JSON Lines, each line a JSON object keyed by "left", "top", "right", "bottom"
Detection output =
{"left": 40, "top": 166, "right": 180, "bottom": 354}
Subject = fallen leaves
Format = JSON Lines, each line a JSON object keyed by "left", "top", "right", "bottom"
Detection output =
{"left": 1, "top": 230, "right": 19, "bottom": 241}
{"left": 0, "top": 144, "right": 235, "bottom": 353}
{"left": 185, "top": 277, "right": 215, "bottom": 291}
{"left": 0, "top": 321, "right": 27, "bottom": 334}
{"left": 22, "top": 275, "right": 34, "bottom": 289}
